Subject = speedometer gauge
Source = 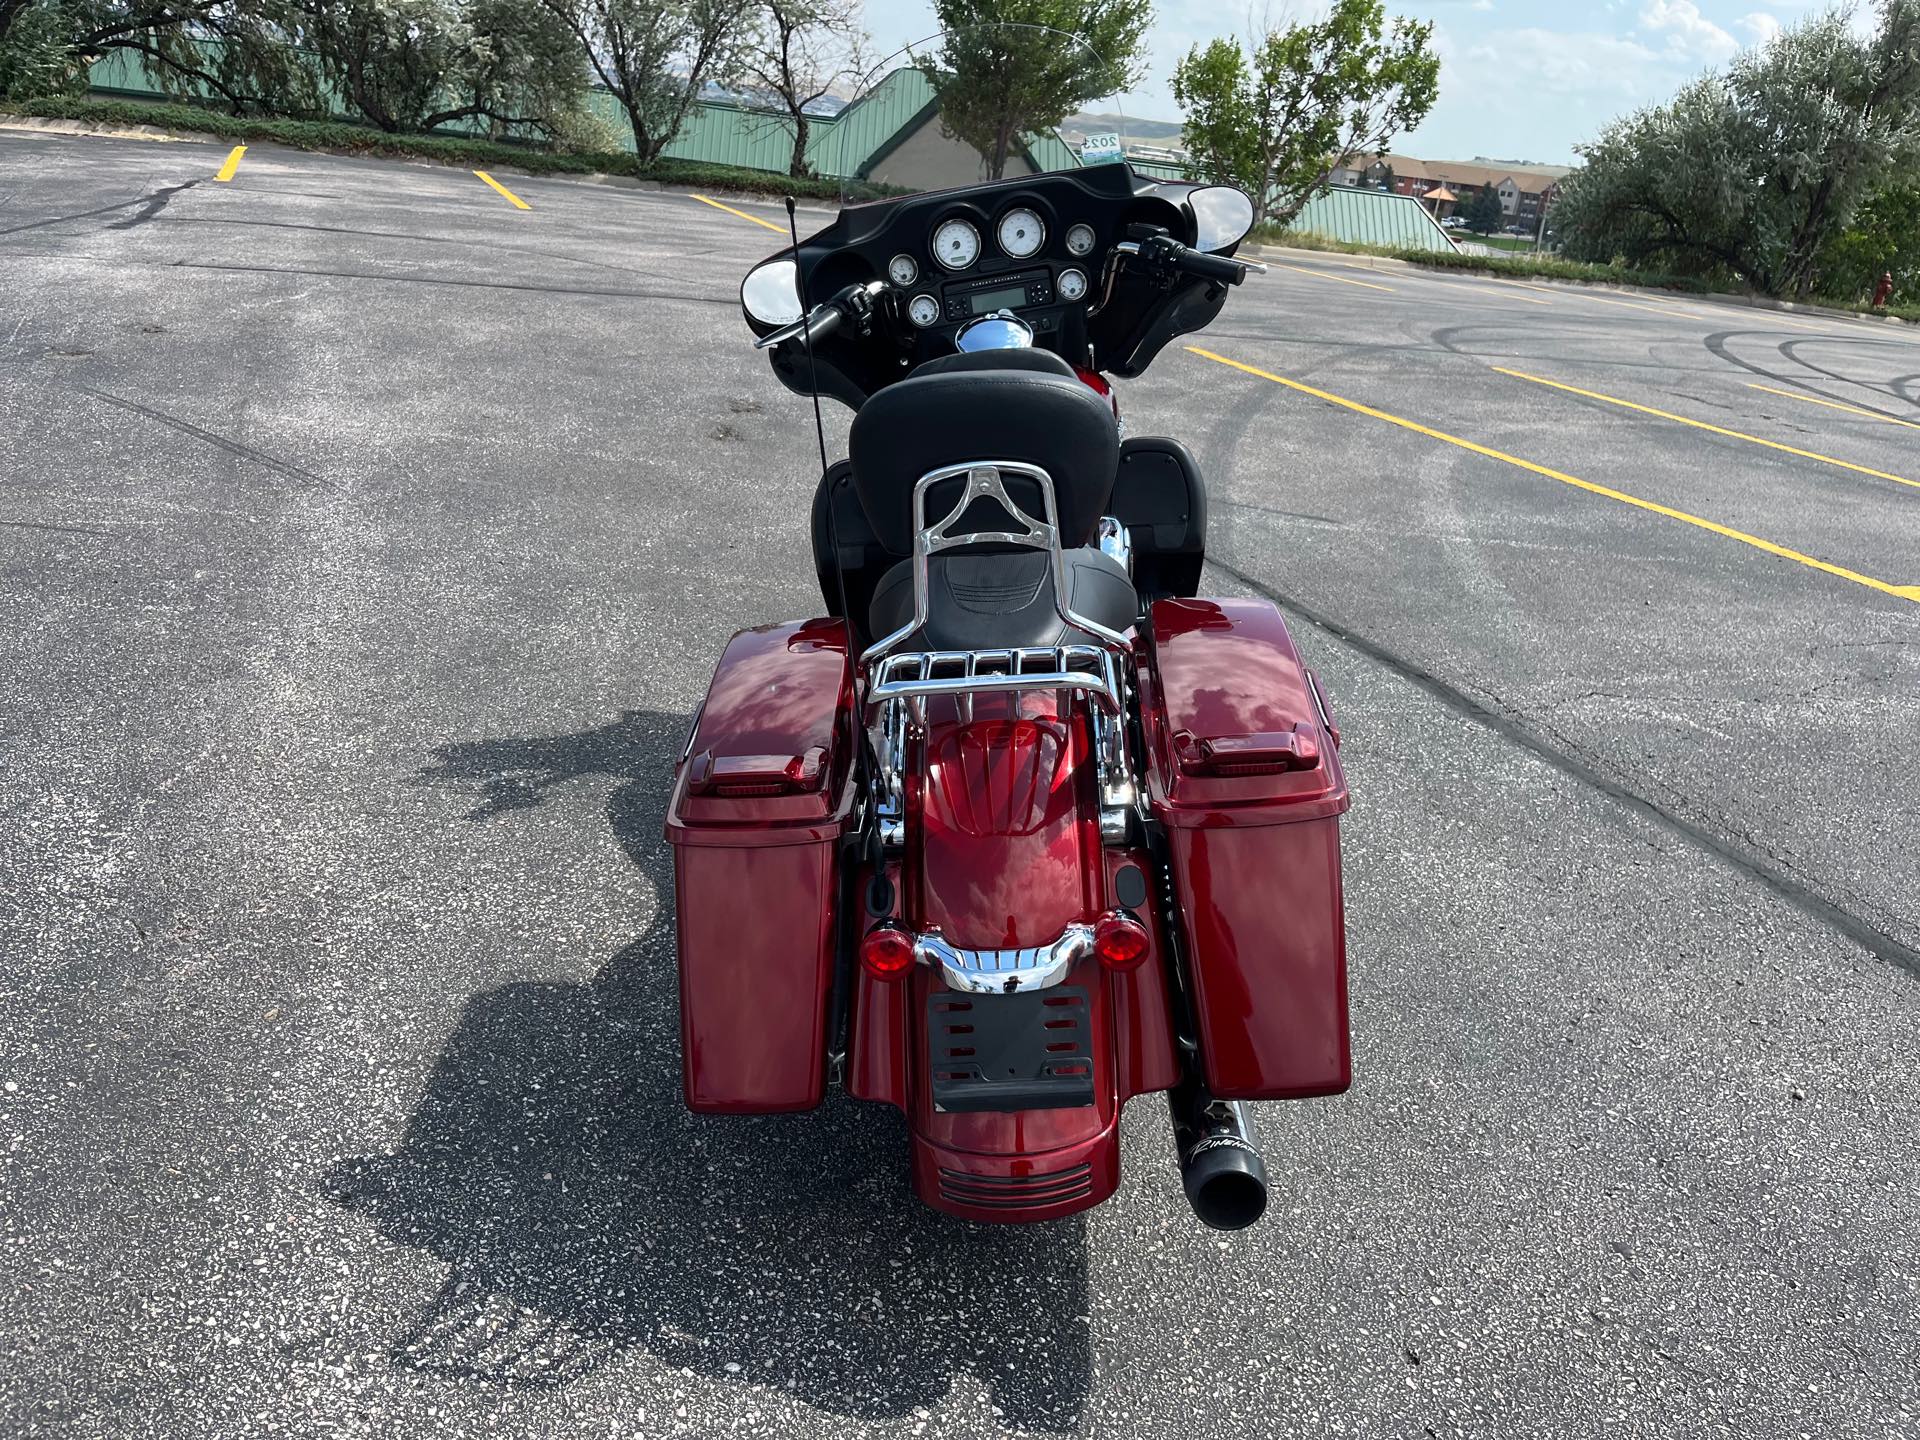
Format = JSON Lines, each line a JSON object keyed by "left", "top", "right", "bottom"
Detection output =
{"left": 887, "top": 253, "right": 918, "bottom": 287}
{"left": 997, "top": 207, "right": 1045, "bottom": 259}
{"left": 907, "top": 294, "right": 941, "bottom": 327}
{"left": 932, "top": 218, "right": 981, "bottom": 271}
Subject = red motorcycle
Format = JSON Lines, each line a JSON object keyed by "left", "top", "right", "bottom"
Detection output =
{"left": 667, "top": 112, "right": 1350, "bottom": 1229}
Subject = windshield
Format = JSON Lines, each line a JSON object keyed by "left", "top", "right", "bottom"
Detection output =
{"left": 816, "top": 24, "right": 1150, "bottom": 209}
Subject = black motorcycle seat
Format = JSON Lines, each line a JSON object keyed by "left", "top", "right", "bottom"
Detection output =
{"left": 868, "top": 547, "right": 1136, "bottom": 652}
{"left": 848, "top": 363, "right": 1120, "bottom": 555}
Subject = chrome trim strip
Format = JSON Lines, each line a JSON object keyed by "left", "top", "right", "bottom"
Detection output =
{"left": 916, "top": 922, "right": 1095, "bottom": 995}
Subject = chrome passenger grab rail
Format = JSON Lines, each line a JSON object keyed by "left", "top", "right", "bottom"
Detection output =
{"left": 867, "top": 645, "right": 1122, "bottom": 721}
{"left": 861, "top": 460, "right": 1131, "bottom": 669}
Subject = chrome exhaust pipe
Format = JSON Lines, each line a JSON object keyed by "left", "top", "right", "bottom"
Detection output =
{"left": 1168, "top": 1077, "right": 1269, "bottom": 1230}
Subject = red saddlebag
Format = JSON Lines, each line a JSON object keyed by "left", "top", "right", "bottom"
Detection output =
{"left": 1141, "top": 599, "right": 1351, "bottom": 1100}
{"left": 666, "top": 619, "right": 855, "bottom": 1113}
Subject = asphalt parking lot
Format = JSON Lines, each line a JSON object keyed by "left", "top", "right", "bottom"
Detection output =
{"left": 3, "top": 129, "right": 1918, "bottom": 1439}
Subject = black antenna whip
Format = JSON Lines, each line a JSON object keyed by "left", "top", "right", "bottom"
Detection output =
{"left": 787, "top": 195, "right": 831, "bottom": 480}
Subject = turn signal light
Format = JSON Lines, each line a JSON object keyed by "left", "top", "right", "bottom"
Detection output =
{"left": 1093, "top": 911, "right": 1151, "bottom": 970}
{"left": 860, "top": 923, "right": 916, "bottom": 980}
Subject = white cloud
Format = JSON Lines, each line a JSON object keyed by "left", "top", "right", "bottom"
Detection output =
{"left": 1637, "top": 0, "right": 1739, "bottom": 62}
{"left": 1736, "top": 12, "right": 1784, "bottom": 45}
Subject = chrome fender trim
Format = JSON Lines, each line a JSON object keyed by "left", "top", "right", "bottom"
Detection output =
{"left": 917, "top": 923, "right": 1096, "bottom": 995}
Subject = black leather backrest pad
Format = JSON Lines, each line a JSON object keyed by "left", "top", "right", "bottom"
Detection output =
{"left": 848, "top": 365, "right": 1121, "bottom": 555}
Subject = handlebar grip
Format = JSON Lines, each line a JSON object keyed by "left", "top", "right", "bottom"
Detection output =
{"left": 1176, "top": 247, "right": 1252, "bottom": 285}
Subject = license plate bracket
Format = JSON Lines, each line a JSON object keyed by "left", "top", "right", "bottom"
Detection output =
{"left": 926, "top": 986, "right": 1094, "bottom": 1113}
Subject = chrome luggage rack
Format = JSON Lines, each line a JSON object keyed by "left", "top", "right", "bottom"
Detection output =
{"left": 860, "top": 461, "right": 1138, "bottom": 848}
{"left": 869, "top": 644, "right": 1123, "bottom": 724}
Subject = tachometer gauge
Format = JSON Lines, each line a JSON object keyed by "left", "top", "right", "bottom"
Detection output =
{"left": 997, "top": 207, "right": 1045, "bottom": 259}
{"left": 1065, "top": 222, "right": 1096, "bottom": 256}
{"left": 907, "top": 293, "right": 942, "bottom": 328}
{"left": 1058, "top": 267, "right": 1089, "bottom": 302}
{"left": 932, "top": 218, "right": 981, "bottom": 271}
{"left": 887, "top": 253, "right": 918, "bottom": 287}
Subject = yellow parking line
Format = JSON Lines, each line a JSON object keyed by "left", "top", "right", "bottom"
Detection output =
{"left": 214, "top": 145, "right": 246, "bottom": 182}
{"left": 691, "top": 193, "right": 787, "bottom": 234}
{"left": 1272, "top": 261, "right": 1394, "bottom": 293}
{"left": 473, "top": 171, "right": 531, "bottom": 210}
{"left": 1185, "top": 346, "right": 1920, "bottom": 605}
{"left": 1747, "top": 383, "right": 1920, "bottom": 433}
{"left": 1494, "top": 367, "right": 1920, "bottom": 493}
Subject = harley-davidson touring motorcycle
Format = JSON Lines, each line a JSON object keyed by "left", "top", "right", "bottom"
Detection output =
{"left": 668, "top": 30, "right": 1350, "bottom": 1230}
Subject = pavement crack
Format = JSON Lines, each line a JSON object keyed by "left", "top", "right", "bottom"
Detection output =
{"left": 1206, "top": 553, "right": 1920, "bottom": 980}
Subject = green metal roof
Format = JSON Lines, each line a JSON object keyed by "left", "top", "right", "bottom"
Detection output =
{"left": 84, "top": 50, "right": 1114, "bottom": 190}
{"left": 1290, "top": 186, "right": 1460, "bottom": 254}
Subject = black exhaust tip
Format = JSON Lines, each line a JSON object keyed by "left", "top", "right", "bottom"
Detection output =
{"left": 1168, "top": 1079, "right": 1269, "bottom": 1231}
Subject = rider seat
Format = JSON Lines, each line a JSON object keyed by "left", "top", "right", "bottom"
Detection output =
{"left": 848, "top": 350, "right": 1131, "bottom": 651}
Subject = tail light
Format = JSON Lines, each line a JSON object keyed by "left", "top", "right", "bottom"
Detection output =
{"left": 860, "top": 922, "right": 916, "bottom": 980}
{"left": 1074, "top": 366, "right": 1120, "bottom": 424}
{"left": 1093, "top": 911, "right": 1151, "bottom": 970}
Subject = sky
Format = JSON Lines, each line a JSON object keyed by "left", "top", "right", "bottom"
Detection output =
{"left": 862, "top": 0, "right": 1845, "bottom": 166}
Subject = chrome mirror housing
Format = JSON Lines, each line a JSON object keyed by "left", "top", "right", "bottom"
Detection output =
{"left": 1190, "top": 186, "right": 1256, "bottom": 252}
{"left": 741, "top": 258, "right": 804, "bottom": 326}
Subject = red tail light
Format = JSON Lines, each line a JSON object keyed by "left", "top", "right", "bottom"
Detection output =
{"left": 1093, "top": 911, "right": 1151, "bottom": 970}
{"left": 860, "top": 923, "right": 916, "bottom": 980}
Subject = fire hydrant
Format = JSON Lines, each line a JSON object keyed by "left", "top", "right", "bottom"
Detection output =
{"left": 1873, "top": 271, "right": 1895, "bottom": 308}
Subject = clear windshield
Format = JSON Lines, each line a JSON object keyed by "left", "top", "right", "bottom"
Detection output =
{"left": 818, "top": 24, "right": 1141, "bottom": 209}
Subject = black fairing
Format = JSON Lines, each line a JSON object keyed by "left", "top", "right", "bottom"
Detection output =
{"left": 758, "top": 163, "right": 1244, "bottom": 409}
{"left": 847, "top": 364, "right": 1121, "bottom": 555}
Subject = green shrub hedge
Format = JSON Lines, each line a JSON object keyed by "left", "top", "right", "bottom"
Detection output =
{"left": 0, "top": 95, "right": 861, "bottom": 198}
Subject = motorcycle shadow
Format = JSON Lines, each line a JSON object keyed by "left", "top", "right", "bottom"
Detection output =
{"left": 327, "top": 709, "right": 1093, "bottom": 1430}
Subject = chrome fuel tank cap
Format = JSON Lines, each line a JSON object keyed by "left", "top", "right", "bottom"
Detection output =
{"left": 954, "top": 310, "right": 1035, "bottom": 353}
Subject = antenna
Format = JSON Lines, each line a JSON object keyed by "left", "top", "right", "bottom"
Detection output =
{"left": 787, "top": 195, "right": 831, "bottom": 479}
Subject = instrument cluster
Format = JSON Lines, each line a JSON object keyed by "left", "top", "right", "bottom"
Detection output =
{"left": 878, "top": 195, "right": 1106, "bottom": 334}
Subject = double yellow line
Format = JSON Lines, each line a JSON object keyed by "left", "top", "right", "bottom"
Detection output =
{"left": 1186, "top": 346, "right": 1920, "bottom": 605}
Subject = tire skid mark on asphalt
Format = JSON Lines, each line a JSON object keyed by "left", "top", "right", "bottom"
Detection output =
{"left": 78, "top": 387, "right": 339, "bottom": 494}
{"left": 1747, "top": 383, "right": 1920, "bottom": 434}
{"left": 1493, "top": 366, "right": 1920, "bottom": 495}
{"left": 1186, "top": 345, "right": 1920, "bottom": 606}
{"left": 1202, "top": 551, "right": 1920, "bottom": 980}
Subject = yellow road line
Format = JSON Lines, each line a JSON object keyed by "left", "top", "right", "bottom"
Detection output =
{"left": 1272, "top": 260, "right": 1394, "bottom": 293}
{"left": 1747, "top": 383, "right": 1920, "bottom": 433}
{"left": 691, "top": 193, "right": 786, "bottom": 234}
{"left": 1185, "top": 346, "right": 1920, "bottom": 605}
{"left": 1494, "top": 367, "right": 1920, "bottom": 494}
{"left": 473, "top": 171, "right": 531, "bottom": 210}
{"left": 214, "top": 145, "right": 246, "bottom": 182}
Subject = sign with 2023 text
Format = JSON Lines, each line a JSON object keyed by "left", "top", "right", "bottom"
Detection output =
{"left": 1080, "top": 133, "right": 1123, "bottom": 164}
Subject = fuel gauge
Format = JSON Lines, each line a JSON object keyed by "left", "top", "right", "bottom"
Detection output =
{"left": 907, "top": 293, "right": 942, "bottom": 327}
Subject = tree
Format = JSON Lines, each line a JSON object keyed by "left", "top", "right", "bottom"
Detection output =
{"left": 1376, "top": 161, "right": 1394, "bottom": 192}
{"left": 922, "top": 0, "right": 1152, "bottom": 182}
{"left": 1172, "top": 0, "right": 1439, "bottom": 229}
{"left": 1465, "top": 182, "right": 1503, "bottom": 234}
{"left": 540, "top": 0, "right": 753, "bottom": 164}
{"left": 739, "top": 0, "right": 865, "bottom": 178}
{"left": 1817, "top": 179, "right": 1920, "bottom": 300}
{"left": 1555, "top": 0, "right": 1920, "bottom": 297}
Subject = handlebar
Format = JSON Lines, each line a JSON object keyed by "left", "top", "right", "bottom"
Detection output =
{"left": 754, "top": 280, "right": 887, "bottom": 351}
{"left": 1116, "top": 234, "right": 1266, "bottom": 286}
{"left": 1179, "top": 246, "right": 1265, "bottom": 285}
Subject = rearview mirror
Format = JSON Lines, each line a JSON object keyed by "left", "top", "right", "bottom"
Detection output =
{"left": 741, "top": 259, "right": 803, "bottom": 326}
{"left": 1190, "top": 187, "right": 1256, "bottom": 253}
